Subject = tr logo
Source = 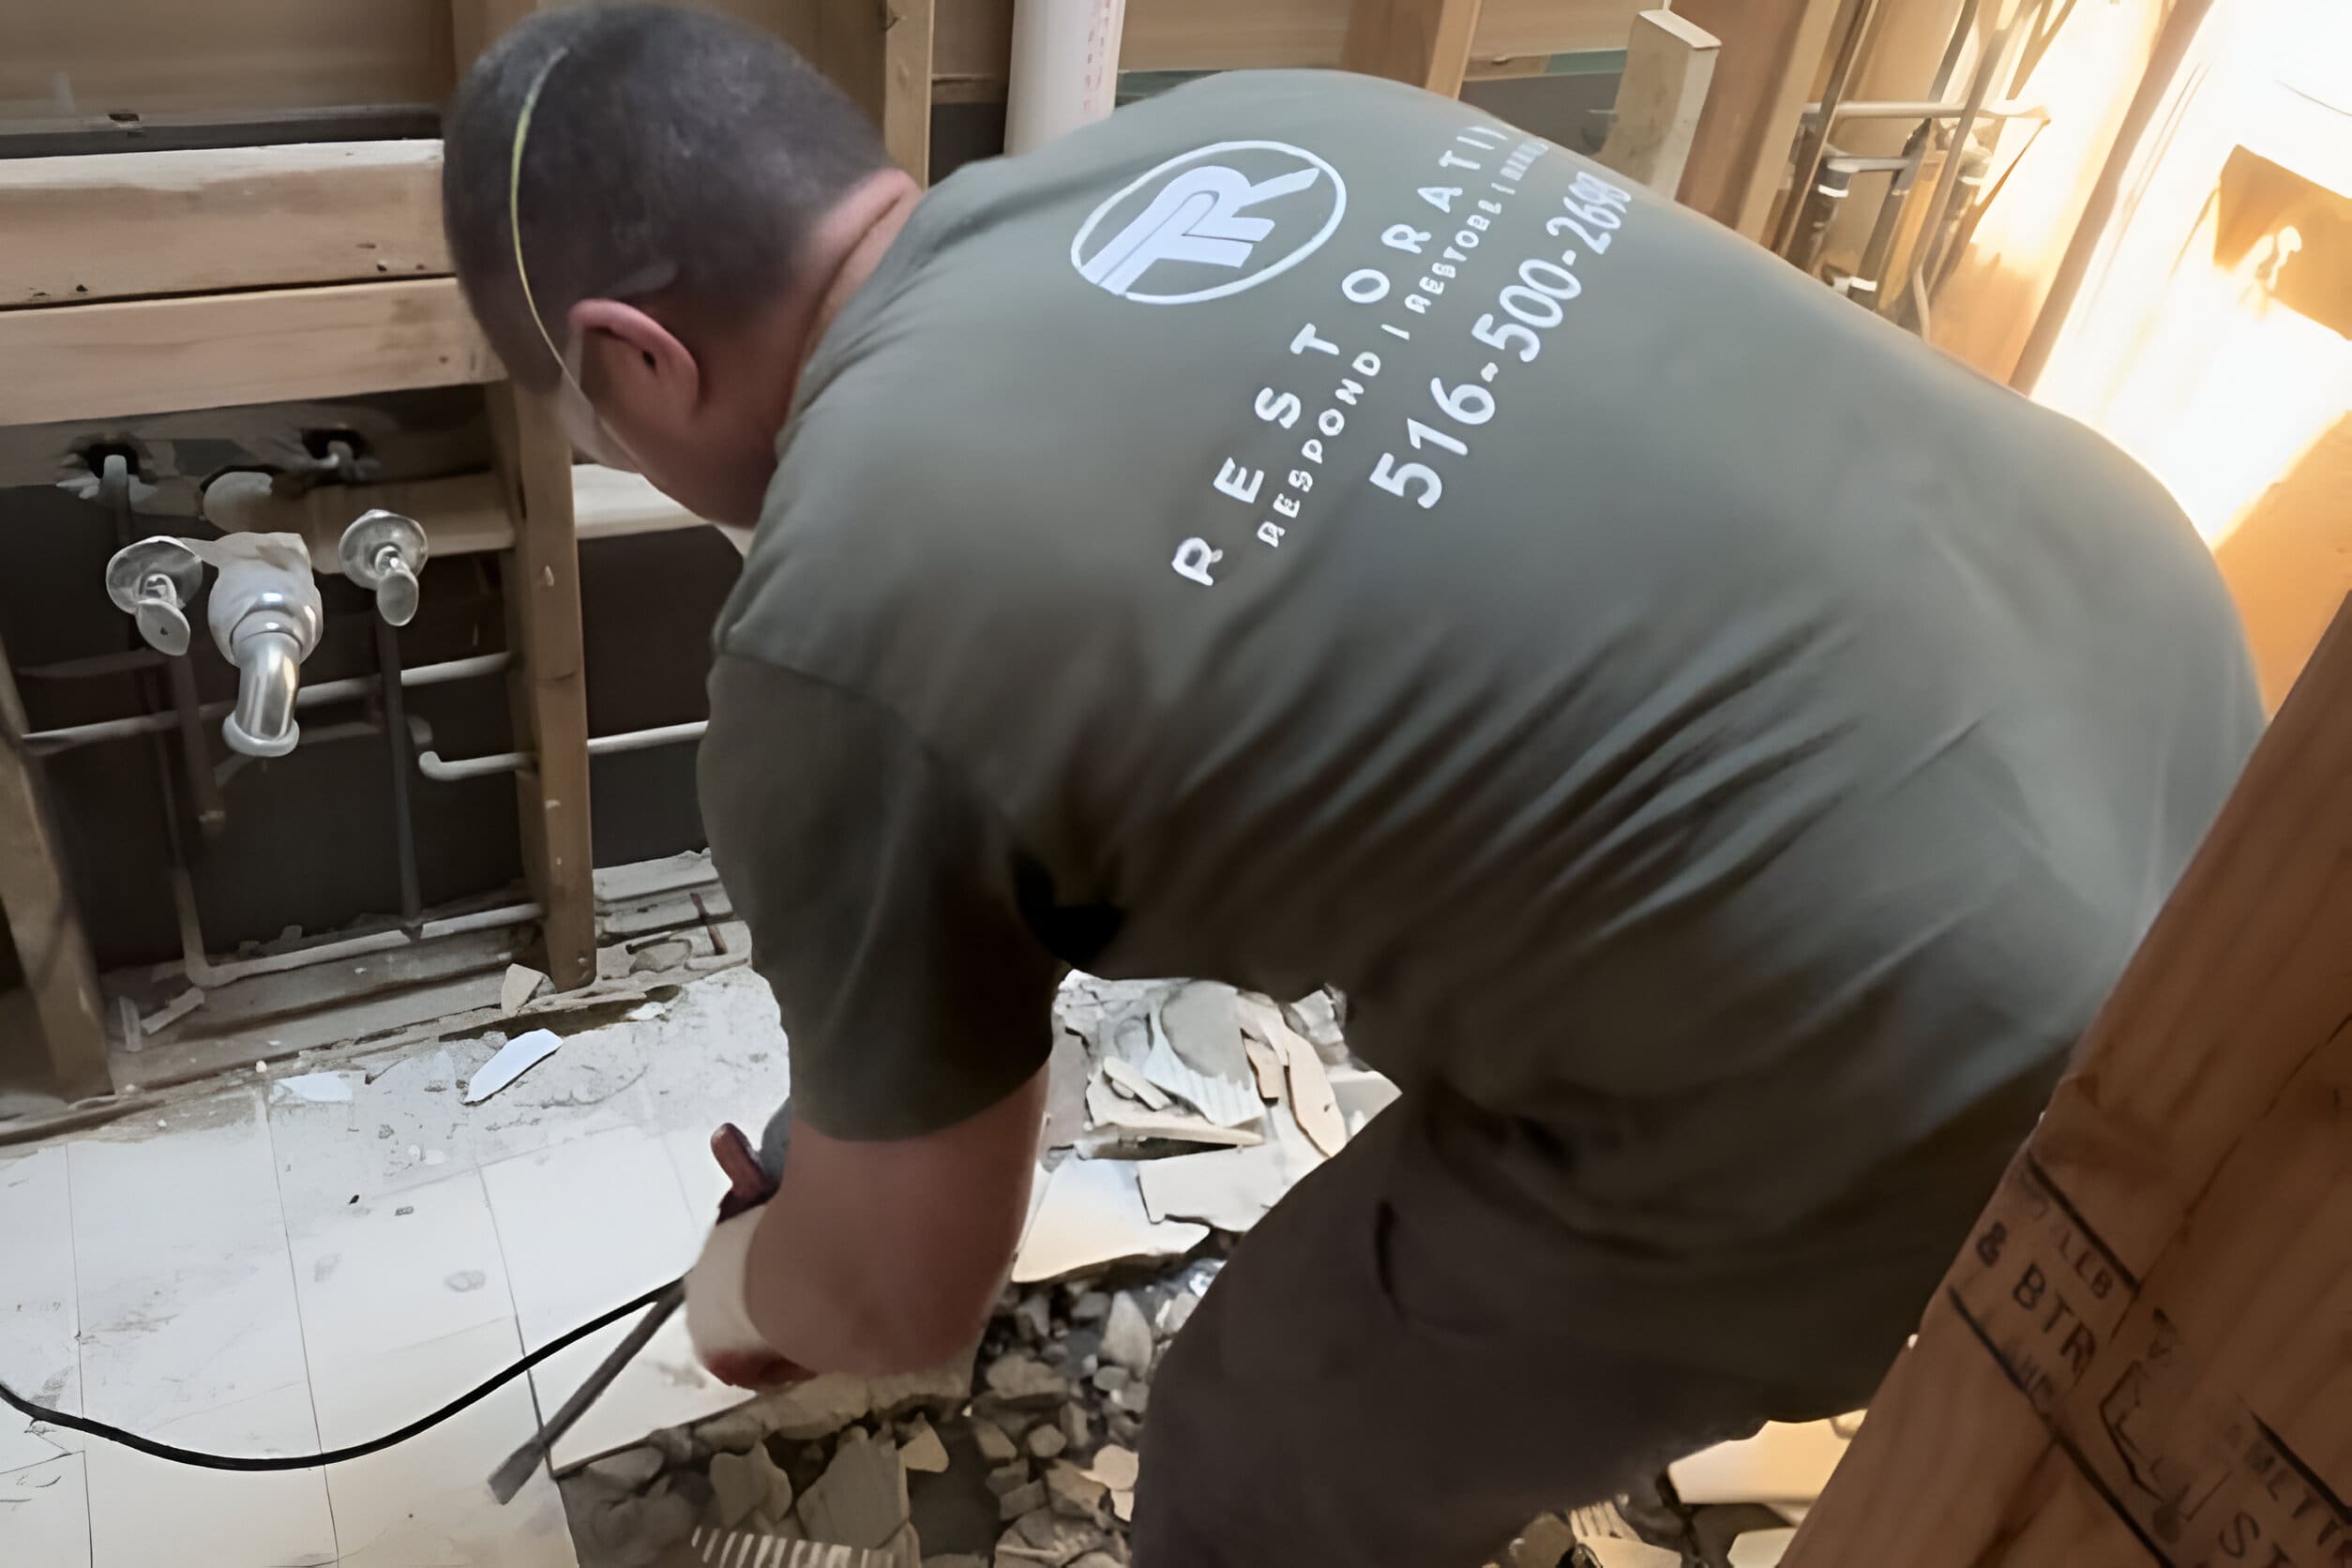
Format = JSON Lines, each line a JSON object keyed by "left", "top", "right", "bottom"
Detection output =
{"left": 1071, "top": 141, "right": 1347, "bottom": 305}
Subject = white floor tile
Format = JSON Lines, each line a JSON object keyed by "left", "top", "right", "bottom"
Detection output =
{"left": 0, "top": 1148, "right": 81, "bottom": 1471}
{"left": 289, "top": 1168, "right": 516, "bottom": 1374}
{"left": 316, "top": 1319, "right": 576, "bottom": 1568}
{"left": 480, "top": 1125, "right": 734, "bottom": 1467}
{"left": 69, "top": 1093, "right": 312, "bottom": 1437}
{"left": 84, "top": 1381, "right": 336, "bottom": 1568}
{"left": 0, "top": 1452, "right": 89, "bottom": 1567}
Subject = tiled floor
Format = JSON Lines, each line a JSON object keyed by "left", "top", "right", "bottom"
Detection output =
{"left": 0, "top": 967, "right": 790, "bottom": 1568}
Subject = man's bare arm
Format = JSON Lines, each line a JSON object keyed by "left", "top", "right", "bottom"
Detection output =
{"left": 724, "top": 1067, "right": 1047, "bottom": 1376}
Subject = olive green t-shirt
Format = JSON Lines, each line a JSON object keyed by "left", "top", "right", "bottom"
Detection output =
{"left": 701, "top": 70, "right": 2259, "bottom": 1255}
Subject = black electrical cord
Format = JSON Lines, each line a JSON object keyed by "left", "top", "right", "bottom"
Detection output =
{"left": 0, "top": 1281, "right": 675, "bottom": 1472}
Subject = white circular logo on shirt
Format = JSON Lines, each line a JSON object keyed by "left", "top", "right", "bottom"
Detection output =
{"left": 1071, "top": 141, "right": 1348, "bottom": 306}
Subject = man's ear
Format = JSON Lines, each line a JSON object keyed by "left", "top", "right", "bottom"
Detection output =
{"left": 567, "top": 297, "right": 701, "bottom": 424}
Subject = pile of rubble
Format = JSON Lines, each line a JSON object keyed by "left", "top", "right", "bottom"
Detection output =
{"left": 559, "top": 974, "right": 1386, "bottom": 1567}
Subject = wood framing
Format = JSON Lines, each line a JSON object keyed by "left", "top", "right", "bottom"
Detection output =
{"left": 0, "top": 142, "right": 446, "bottom": 308}
{"left": 203, "top": 471, "right": 515, "bottom": 570}
{"left": 1342, "top": 0, "right": 1486, "bottom": 96}
{"left": 1595, "top": 9, "right": 1720, "bottom": 195}
{"left": 482, "top": 382, "right": 597, "bottom": 993}
{"left": 1671, "top": 0, "right": 1847, "bottom": 238}
{"left": 884, "top": 0, "right": 939, "bottom": 183}
{"left": 933, "top": 0, "right": 1639, "bottom": 90}
{"left": 1785, "top": 597, "right": 2352, "bottom": 1565}
{"left": 0, "top": 638, "right": 112, "bottom": 1103}
{"left": 0, "top": 278, "right": 498, "bottom": 426}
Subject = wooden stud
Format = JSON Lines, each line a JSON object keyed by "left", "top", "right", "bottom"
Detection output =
{"left": 0, "top": 142, "right": 446, "bottom": 309}
{"left": 1595, "top": 9, "right": 1721, "bottom": 196}
{"left": 482, "top": 382, "right": 596, "bottom": 993}
{"left": 450, "top": 0, "right": 544, "bottom": 68}
{"left": 0, "top": 636, "right": 112, "bottom": 1103}
{"left": 0, "top": 279, "right": 499, "bottom": 426}
{"left": 1341, "top": 0, "right": 1486, "bottom": 96}
{"left": 1671, "top": 0, "right": 1847, "bottom": 238}
{"left": 1784, "top": 596, "right": 2352, "bottom": 1566}
{"left": 883, "top": 0, "right": 939, "bottom": 184}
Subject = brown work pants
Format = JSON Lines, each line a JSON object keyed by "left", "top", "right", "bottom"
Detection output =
{"left": 1132, "top": 1082, "right": 2039, "bottom": 1567}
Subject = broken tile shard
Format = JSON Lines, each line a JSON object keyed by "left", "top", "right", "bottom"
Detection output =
{"left": 1081, "top": 1445, "right": 1138, "bottom": 1493}
{"left": 897, "top": 1416, "right": 949, "bottom": 1474}
{"left": 501, "top": 962, "right": 549, "bottom": 1013}
{"left": 1011, "top": 1158, "right": 1209, "bottom": 1284}
{"left": 463, "top": 1027, "right": 563, "bottom": 1104}
{"left": 1099, "top": 1294, "right": 1153, "bottom": 1376}
{"left": 1080, "top": 1079, "right": 1262, "bottom": 1149}
{"left": 1099, "top": 1057, "right": 1169, "bottom": 1110}
{"left": 1139, "top": 1035, "right": 1261, "bottom": 1131}
{"left": 797, "top": 1429, "right": 910, "bottom": 1550}
{"left": 1276, "top": 1028, "right": 1347, "bottom": 1157}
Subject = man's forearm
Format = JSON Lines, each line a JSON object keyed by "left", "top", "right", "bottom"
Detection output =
{"left": 733, "top": 1069, "right": 1048, "bottom": 1375}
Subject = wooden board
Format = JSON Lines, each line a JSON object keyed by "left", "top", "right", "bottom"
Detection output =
{"left": 0, "top": 638, "right": 111, "bottom": 1103}
{"left": 932, "top": 0, "right": 1640, "bottom": 87}
{"left": 885, "top": 0, "right": 939, "bottom": 183}
{"left": 0, "top": 0, "right": 451, "bottom": 121}
{"left": 0, "top": 279, "right": 499, "bottom": 425}
{"left": 0, "top": 142, "right": 446, "bottom": 308}
{"left": 1341, "top": 0, "right": 1486, "bottom": 96}
{"left": 1595, "top": 8, "right": 1720, "bottom": 194}
{"left": 482, "top": 381, "right": 596, "bottom": 993}
{"left": 1784, "top": 596, "right": 2352, "bottom": 1565}
{"left": 1670, "top": 0, "right": 1846, "bottom": 237}
{"left": 202, "top": 471, "right": 514, "bottom": 571}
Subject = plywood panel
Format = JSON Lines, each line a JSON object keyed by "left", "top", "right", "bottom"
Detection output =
{"left": 0, "top": 142, "right": 446, "bottom": 308}
{"left": 1341, "top": 0, "right": 1486, "bottom": 96}
{"left": 0, "top": 279, "right": 499, "bottom": 425}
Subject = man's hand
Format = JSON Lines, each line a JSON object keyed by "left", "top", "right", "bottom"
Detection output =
{"left": 685, "top": 1123, "right": 811, "bottom": 1391}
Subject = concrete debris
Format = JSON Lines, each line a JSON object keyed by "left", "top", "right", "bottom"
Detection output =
{"left": 1013, "top": 1293, "right": 1053, "bottom": 1342}
{"left": 584, "top": 1446, "right": 667, "bottom": 1491}
{"left": 798, "top": 1429, "right": 911, "bottom": 1550}
{"left": 1110, "top": 1491, "right": 1134, "bottom": 1524}
{"left": 463, "top": 1027, "right": 563, "bottom": 1103}
{"left": 710, "top": 1442, "right": 795, "bottom": 1529}
{"left": 1068, "top": 1291, "right": 1109, "bottom": 1322}
{"left": 502, "top": 962, "right": 549, "bottom": 1013}
{"left": 899, "top": 1417, "right": 951, "bottom": 1474}
{"left": 1328, "top": 1065, "right": 1403, "bottom": 1134}
{"left": 1098, "top": 1057, "right": 1169, "bottom": 1110}
{"left": 1010, "top": 1158, "right": 1210, "bottom": 1284}
{"left": 925, "top": 1559, "right": 988, "bottom": 1568}
{"left": 868, "top": 1354, "right": 977, "bottom": 1416}
{"left": 1042, "top": 1462, "right": 1108, "bottom": 1524}
{"left": 987, "top": 1465, "right": 1036, "bottom": 1498}
{"left": 573, "top": 1481, "right": 697, "bottom": 1566}
{"left": 768, "top": 1372, "right": 880, "bottom": 1440}
{"left": 1099, "top": 1294, "right": 1153, "bottom": 1376}
{"left": 972, "top": 1420, "right": 1019, "bottom": 1465}
{"left": 996, "top": 1479, "right": 1046, "bottom": 1519}
{"left": 985, "top": 1353, "right": 1072, "bottom": 1409}
{"left": 1040, "top": 1028, "right": 1092, "bottom": 1153}
{"left": 695, "top": 1405, "right": 774, "bottom": 1455}
{"left": 1090, "top": 1367, "right": 1129, "bottom": 1394}
{"left": 269, "top": 1071, "right": 355, "bottom": 1104}
{"left": 1081, "top": 1446, "right": 1138, "bottom": 1494}
{"left": 1058, "top": 1404, "right": 1088, "bottom": 1453}
{"left": 1000, "top": 1508, "right": 1106, "bottom": 1565}
{"left": 1026, "top": 1425, "right": 1065, "bottom": 1459}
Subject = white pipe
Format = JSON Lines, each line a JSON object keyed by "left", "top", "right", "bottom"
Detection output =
{"left": 22, "top": 653, "right": 511, "bottom": 751}
{"left": 1004, "top": 0, "right": 1128, "bottom": 156}
{"left": 417, "top": 719, "right": 708, "bottom": 782}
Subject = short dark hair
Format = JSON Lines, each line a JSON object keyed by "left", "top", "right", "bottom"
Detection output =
{"left": 442, "top": 2, "right": 891, "bottom": 389}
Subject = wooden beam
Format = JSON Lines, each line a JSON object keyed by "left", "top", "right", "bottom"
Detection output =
{"left": 1672, "top": 0, "right": 1847, "bottom": 238}
{"left": 1785, "top": 597, "right": 2352, "bottom": 1565}
{"left": 1341, "top": 0, "right": 1486, "bottom": 95}
{"left": 0, "top": 279, "right": 499, "bottom": 426}
{"left": 1596, "top": 9, "right": 1720, "bottom": 196}
{"left": 482, "top": 382, "right": 596, "bottom": 993}
{"left": 450, "top": 0, "right": 544, "bottom": 68}
{"left": 883, "top": 0, "right": 939, "bottom": 183}
{"left": 934, "top": 0, "right": 1638, "bottom": 88}
{"left": 0, "top": 637, "right": 111, "bottom": 1103}
{"left": 0, "top": 142, "right": 446, "bottom": 309}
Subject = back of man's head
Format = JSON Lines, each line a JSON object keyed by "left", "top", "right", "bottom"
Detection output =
{"left": 442, "top": 2, "right": 890, "bottom": 391}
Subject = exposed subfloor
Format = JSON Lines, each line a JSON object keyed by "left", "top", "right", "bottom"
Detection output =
{"left": 0, "top": 964, "right": 793, "bottom": 1568}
